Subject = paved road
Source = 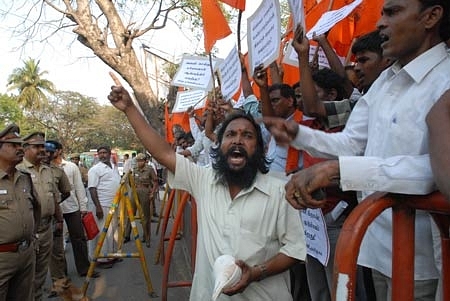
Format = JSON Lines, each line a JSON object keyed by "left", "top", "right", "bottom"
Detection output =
{"left": 45, "top": 190, "right": 192, "bottom": 301}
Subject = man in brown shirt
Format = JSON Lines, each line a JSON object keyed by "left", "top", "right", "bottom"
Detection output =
{"left": 0, "top": 124, "right": 40, "bottom": 301}
{"left": 124, "top": 153, "right": 157, "bottom": 247}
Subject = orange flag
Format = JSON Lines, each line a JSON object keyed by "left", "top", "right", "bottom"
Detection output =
{"left": 201, "top": 0, "right": 232, "bottom": 53}
{"left": 306, "top": 0, "right": 382, "bottom": 57}
{"left": 219, "top": 0, "right": 246, "bottom": 10}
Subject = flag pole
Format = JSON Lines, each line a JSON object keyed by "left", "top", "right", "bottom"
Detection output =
{"left": 237, "top": 10, "right": 243, "bottom": 52}
{"left": 327, "top": 0, "right": 335, "bottom": 11}
{"left": 208, "top": 53, "right": 216, "bottom": 103}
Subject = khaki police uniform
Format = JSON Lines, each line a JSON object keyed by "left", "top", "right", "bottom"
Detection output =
{"left": 48, "top": 163, "right": 71, "bottom": 281}
{"left": 127, "top": 153, "right": 157, "bottom": 244}
{"left": 0, "top": 124, "right": 40, "bottom": 301}
{"left": 17, "top": 132, "right": 58, "bottom": 301}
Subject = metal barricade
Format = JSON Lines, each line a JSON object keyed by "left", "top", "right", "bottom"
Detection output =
{"left": 332, "top": 191, "right": 450, "bottom": 301}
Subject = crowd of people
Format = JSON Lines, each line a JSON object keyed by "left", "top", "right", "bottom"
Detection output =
{"left": 109, "top": 0, "right": 449, "bottom": 300}
{"left": 0, "top": 123, "right": 160, "bottom": 300}
{"left": 1, "top": 0, "right": 450, "bottom": 300}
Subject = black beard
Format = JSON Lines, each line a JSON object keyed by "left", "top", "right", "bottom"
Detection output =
{"left": 213, "top": 146, "right": 258, "bottom": 189}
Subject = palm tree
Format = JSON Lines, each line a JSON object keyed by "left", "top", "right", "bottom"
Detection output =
{"left": 7, "top": 58, "right": 55, "bottom": 110}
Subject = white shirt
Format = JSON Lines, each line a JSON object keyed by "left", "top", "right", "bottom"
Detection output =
{"left": 189, "top": 116, "right": 203, "bottom": 142}
{"left": 88, "top": 161, "right": 121, "bottom": 207}
{"left": 123, "top": 158, "right": 132, "bottom": 174}
{"left": 291, "top": 42, "right": 450, "bottom": 280}
{"left": 59, "top": 159, "right": 88, "bottom": 213}
{"left": 168, "top": 154, "right": 306, "bottom": 301}
{"left": 267, "top": 113, "right": 303, "bottom": 173}
{"left": 186, "top": 130, "right": 214, "bottom": 167}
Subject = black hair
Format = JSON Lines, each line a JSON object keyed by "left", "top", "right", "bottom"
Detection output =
{"left": 352, "top": 30, "right": 384, "bottom": 56}
{"left": 292, "top": 81, "right": 301, "bottom": 90}
{"left": 210, "top": 111, "right": 271, "bottom": 174}
{"left": 312, "top": 68, "right": 346, "bottom": 101}
{"left": 97, "top": 146, "right": 111, "bottom": 153}
{"left": 268, "top": 83, "right": 297, "bottom": 107}
{"left": 419, "top": 0, "right": 450, "bottom": 41}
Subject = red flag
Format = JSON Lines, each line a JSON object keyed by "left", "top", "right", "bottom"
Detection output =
{"left": 219, "top": 0, "right": 246, "bottom": 10}
{"left": 201, "top": 0, "right": 232, "bottom": 53}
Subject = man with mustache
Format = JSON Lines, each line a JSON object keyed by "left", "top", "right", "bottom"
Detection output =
{"left": 87, "top": 145, "right": 121, "bottom": 268}
{"left": 18, "top": 131, "right": 64, "bottom": 301}
{"left": 107, "top": 83, "right": 306, "bottom": 301}
{"left": 264, "top": 0, "right": 450, "bottom": 299}
{"left": 0, "top": 124, "right": 40, "bottom": 301}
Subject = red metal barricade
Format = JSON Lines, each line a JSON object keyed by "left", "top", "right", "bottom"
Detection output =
{"left": 160, "top": 190, "right": 197, "bottom": 301}
{"left": 332, "top": 191, "right": 450, "bottom": 301}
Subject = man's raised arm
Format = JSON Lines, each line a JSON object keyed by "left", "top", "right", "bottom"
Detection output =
{"left": 108, "top": 73, "right": 176, "bottom": 173}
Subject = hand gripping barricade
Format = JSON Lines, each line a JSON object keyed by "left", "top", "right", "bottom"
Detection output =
{"left": 81, "top": 171, "right": 157, "bottom": 298}
{"left": 332, "top": 191, "right": 450, "bottom": 301}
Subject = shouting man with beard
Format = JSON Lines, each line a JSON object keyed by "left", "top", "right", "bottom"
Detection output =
{"left": 107, "top": 81, "right": 306, "bottom": 301}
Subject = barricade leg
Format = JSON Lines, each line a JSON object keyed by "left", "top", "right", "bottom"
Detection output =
{"left": 161, "top": 192, "right": 192, "bottom": 301}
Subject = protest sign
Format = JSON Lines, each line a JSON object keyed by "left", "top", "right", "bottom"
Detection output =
{"left": 301, "top": 208, "right": 330, "bottom": 266}
{"left": 218, "top": 46, "right": 242, "bottom": 101}
{"left": 247, "top": 0, "right": 281, "bottom": 76}
{"left": 306, "top": 0, "right": 363, "bottom": 39}
{"left": 172, "top": 55, "right": 222, "bottom": 91}
{"left": 172, "top": 90, "right": 207, "bottom": 113}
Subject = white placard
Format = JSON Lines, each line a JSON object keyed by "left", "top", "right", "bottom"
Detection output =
{"left": 172, "top": 90, "right": 207, "bottom": 113}
{"left": 218, "top": 46, "right": 242, "bottom": 101}
{"left": 288, "top": 0, "right": 305, "bottom": 29}
{"left": 171, "top": 55, "right": 222, "bottom": 91}
{"left": 306, "top": 0, "right": 363, "bottom": 39}
{"left": 247, "top": 0, "right": 281, "bottom": 76}
{"left": 301, "top": 208, "right": 330, "bottom": 266}
{"left": 282, "top": 40, "right": 344, "bottom": 69}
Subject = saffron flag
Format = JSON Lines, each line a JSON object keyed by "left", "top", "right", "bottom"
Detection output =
{"left": 219, "top": 0, "right": 246, "bottom": 10}
{"left": 201, "top": 0, "right": 232, "bottom": 53}
{"left": 306, "top": 0, "right": 382, "bottom": 57}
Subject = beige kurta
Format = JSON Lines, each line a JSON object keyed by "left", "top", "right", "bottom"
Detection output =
{"left": 168, "top": 154, "right": 306, "bottom": 301}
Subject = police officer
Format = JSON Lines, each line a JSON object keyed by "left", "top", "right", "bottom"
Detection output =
{"left": 17, "top": 132, "right": 64, "bottom": 301}
{"left": 125, "top": 153, "right": 157, "bottom": 247}
{"left": 0, "top": 124, "right": 40, "bottom": 301}
{"left": 43, "top": 140, "right": 72, "bottom": 297}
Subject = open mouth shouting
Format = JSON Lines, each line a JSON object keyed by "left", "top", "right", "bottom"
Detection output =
{"left": 226, "top": 146, "right": 248, "bottom": 169}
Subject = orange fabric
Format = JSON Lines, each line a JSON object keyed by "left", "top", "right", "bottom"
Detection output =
{"left": 219, "top": 0, "right": 246, "bottom": 10}
{"left": 306, "top": 0, "right": 383, "bottom": 57}
{"left": 285, "top": 110, "right": 303, "bottom": 174}
{"left": 201, "top": 0, "right": 232, "bottom": 53}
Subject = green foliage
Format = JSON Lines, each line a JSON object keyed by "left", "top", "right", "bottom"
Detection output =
{"left": 0, "top": 93, "right": 25, "bottom": 128}
{"left": 30, "top": 90, "right": 143, "bottom": 154}
{"left": 7, "top": 58, "right": 55, "bottom": 110}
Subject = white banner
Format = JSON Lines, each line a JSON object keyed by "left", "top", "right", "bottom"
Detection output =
{"left": 306, "top": 0, "right": 363, "bottom": 39}
{"left": 218, "top": 46, "right": 242, "bottom": 102}
{"left": 171, "top": 55, "right": 222, "bottom": 91}
{"left": 301, "top": 208, "right": 330, "bottom": 266}
{"left": 282, "top": 41, "right": 346, "bottom": 69}
{"left": 172, "top": 90, "right": 207, "bottom": 113}
{"left": 247, "top": 0, "right": 281, "bottom": 76}
{"left": 288, "top": 0, "right": 305, "bottom": 29}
